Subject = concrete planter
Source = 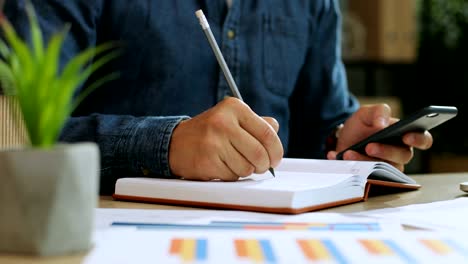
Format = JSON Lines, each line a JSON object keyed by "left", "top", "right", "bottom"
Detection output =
{"left": 0, "top": 142, "right": 100, "bottom": 256}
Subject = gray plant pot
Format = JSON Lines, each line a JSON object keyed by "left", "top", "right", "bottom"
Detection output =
{"left": 0, "top": 142, "right": 100, "bottom": 256}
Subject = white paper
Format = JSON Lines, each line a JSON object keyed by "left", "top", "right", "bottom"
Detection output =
{"left": 355, "top": 197, "right": 468, "bottom": 232}
{"left": 95, "top": 208, "right": 403, "bottom": 232}
{"left": 84, "top": 228, "right": 468, "bottom": 264}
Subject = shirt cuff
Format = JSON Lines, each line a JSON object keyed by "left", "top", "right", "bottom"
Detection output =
{"left": 122, "top": 116, "right": 190, "bottom": 178}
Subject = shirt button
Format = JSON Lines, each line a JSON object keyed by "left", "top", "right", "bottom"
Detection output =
{"left": 227, "top": 30, "right": 236, "bottom": 40}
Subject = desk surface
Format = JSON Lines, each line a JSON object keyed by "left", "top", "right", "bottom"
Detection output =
{"left": 2, "top": 172, "right": 468, "bottom": 263}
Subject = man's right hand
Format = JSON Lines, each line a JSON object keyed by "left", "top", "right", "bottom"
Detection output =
{"left": 168, "top": 97, "right": 284, "bottom": 181}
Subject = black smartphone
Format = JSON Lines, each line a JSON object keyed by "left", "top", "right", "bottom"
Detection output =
{"left": 336, "top": 105, "right": 458, "bottom": 160}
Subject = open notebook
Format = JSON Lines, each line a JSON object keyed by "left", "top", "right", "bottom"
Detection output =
{"left": 113, "top": 158, "right": 421, "bottom": 214}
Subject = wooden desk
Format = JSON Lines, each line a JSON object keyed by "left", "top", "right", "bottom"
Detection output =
{"left": 2, "top": 172, "right": 468, "bottom": 263}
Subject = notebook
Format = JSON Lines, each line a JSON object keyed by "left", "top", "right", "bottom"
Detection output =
{"left": 113, "top": 158, "right": 421, "bottom": 214}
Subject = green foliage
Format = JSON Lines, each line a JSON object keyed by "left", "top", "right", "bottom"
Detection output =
{"left": 0, "top": 2, "right": 119, "bottom": 148}
{"left": 422, "top": 0, "right": 468, "bottom": 49}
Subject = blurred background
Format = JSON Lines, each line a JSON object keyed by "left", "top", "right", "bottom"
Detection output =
{"left": 340, "top": 0, "right": 468, "bottom": 174}
{"left": 1, "top": 0, "right": 466, "bottom": 174}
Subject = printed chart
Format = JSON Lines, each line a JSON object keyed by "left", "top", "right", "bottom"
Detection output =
{"left": 111, "top": 221, "right": 382, "bottom": 231}
{"left": 86, "top": 230, "right": 468, "bottom": 264}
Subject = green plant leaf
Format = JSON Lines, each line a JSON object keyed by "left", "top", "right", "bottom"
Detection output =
{"left": 0, "top": 60, "right": 15, "bottom": 94}
{"left": 25, "top": 1, "right": 44, "bottom": 62}
{"left": 1, "top": 19, "right": 34, "bottom": 85}
{"left": 0, "top": 38, "right": 10, "bottom": 58}
{"left": 0, "top": 3, "right": 120, "bottom": 148}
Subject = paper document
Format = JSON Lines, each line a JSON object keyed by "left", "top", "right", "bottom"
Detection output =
{"left": 355, "top": 198, "right": 468, "bottom": 232}
{"left": 85, "top": 229, "right": 468, "bottom": 264}
{"left": 95, "top": 208, "right": 403, "bottom": 232}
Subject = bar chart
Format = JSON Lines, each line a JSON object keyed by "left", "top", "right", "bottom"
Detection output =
{"left": 112, "top": 221, "right": 382, "bottom": 231}
{"left": 87, "top": 229, "right": 468, "bottom": 264}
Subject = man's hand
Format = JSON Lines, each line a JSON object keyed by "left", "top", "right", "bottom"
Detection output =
{"left": 169, "top": 97, "right": 284, "bottom": 181}
{"left": 327, "top": 104, "right": 433, "bottom": 172}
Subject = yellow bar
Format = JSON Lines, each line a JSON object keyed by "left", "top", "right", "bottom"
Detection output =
{"left": 308, "top": 240, "right": 331, "bottom": 260}
{"left": 285, "top": 225, "right": 306, "bottom": 230}
{"left": 361, "top": 240, "right": 393, "bottom": 255}
{"left": 181, "top": 239, "right": 196, "bottom": 262}
{"left": 246, "top": 239, "right": 264, "bottom": 263}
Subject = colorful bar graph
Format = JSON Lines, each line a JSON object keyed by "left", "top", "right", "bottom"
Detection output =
{"left": 360, "top": 239, "right": 416, "bottom": 263}
{"left": 234, "top": 239, "right": 276, "bottom": 263}
{"left": 421, "top": 239, "right": 453, "bottom": 255}
{"left": 112, "top": 221, "right": 381, "bottom": 231}
{"left": 421, "top": 239, "right": 468, "bottom": 258}
{"left": 212, "top": 221, "right": 381, "bottom": 231}
{"left": 169, "top": 238, "right": 208, "bottom": 262}
{"left": 297, "top": 239, "right": 348, "bottom": 264}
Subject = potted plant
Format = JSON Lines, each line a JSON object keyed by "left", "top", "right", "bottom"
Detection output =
{"left": 0, "top": 2, "right": 118, "bottom": 256}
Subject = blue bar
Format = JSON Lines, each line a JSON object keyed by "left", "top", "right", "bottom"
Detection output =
{"left": 328, "top": 223, "right": 381, "bottom": 231}
{"left": 445, "top": 239, "right": 468, "bottom": 258}
{"left": 196, "top": 239, "right": 208, "bottom": 261}
{"left": 323, "top": 239, "right": 349, "bottom": 264}
{"left": 111, "top": 221, "right": 381, "bottom": 232}
{"left": 259, "top": 239, "right": 276, "bottom": 263}
{"left": 211, "top": 221, "right": 283, "bottom": 226}
{"left": 385, "top": 240, "right": 418, "bottom": 264}
{"left": 112, "top": 222, "right": 245, "bottom": 230}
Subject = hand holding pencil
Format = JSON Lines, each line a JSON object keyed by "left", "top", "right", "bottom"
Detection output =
{"left": 166, "top": 10, "right": 283, "bottom": 181}
{"left": 195, "top": 9, "right": 280, "bottom": 177}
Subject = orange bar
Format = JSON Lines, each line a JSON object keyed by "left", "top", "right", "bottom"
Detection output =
{"left": 297, "top": 239, "right": 316, "bottom": 260}
{"left": 360, "top": 240, "right": 380, "bottom": 255}
{"left": 170, "top": 238, "right": 182, "bottom": 254}
{"left": 235, "top": 239, "right": 248, "bottom": 257}
{"left": 421, "top": 240, "right": 452, "bottom": 255}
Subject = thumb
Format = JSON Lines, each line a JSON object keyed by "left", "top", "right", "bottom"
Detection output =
{"left": 361, "top": 104, "right": 391, "bottom": 128}
{"left": 262, "top": 117, "right": 280, "bottom": 133}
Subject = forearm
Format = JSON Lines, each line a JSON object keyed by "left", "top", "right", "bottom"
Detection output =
{"left": 60, "top": 114, "right": 189, "bottom": 194}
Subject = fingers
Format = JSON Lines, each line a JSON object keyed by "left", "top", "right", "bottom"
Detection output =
{"left": 365, "top": 142, "right": 413, "bottom": 166}
{"left": 403, "top": 130, "right": 433, "bottom": 150}
{"left": 335, "top": 143, "right": 412, "bottom": 172}
{"left": 222, "top": 141, "right": 256, "bottom": 177}
{"left": 262, "top": 117, "right": 280, "bottom": 133}
{"left": 168, "top": 97, "right": 283, "bottom": 181}
{"left": 229, "top": 128, "right": 270, "bottom": 174}
{"left": 225, "top": 99, "right": 283, "bottom": 173}
{"left": 359, "top": 104, "right": 392, "bottom": 128}
{"left": 331, "top": 147, "right": 407, "bottom": 172}
{"left": 236, "top": 107, "right": 284, "bottom": 171}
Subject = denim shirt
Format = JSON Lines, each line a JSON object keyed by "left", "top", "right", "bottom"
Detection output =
{"left": 5, "top": 0, "right": 358, "bottom": 194}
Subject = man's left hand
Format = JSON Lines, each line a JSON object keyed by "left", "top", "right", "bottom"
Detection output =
{"left": 327, "top": 104, "right": 433, "bottom": 172}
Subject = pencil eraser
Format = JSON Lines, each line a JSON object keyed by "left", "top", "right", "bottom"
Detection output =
{"left": 195, "top": 9, "right": 210, "bottom": 29}
{"left": 195, "top": 9, "right": 204, "bottom": 18}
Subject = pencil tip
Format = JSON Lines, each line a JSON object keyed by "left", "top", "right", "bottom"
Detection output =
{"left": 269, "top": 168, "right": 275, "bottom": 177}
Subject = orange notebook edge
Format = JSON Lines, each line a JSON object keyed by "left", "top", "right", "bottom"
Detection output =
{"left": 112, "top": 194, "right": 365, "bottom": 215}
{"left": 363, "top": 179, "right": 421, "bottom": 201}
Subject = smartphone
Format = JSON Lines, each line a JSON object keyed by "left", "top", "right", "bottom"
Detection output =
{"left": 336, "top": 105, "right": 458, "bottom": 160}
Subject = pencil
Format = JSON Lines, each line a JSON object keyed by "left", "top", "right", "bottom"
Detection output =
{"left": 195, "top": 9, "right": 275, "bottom": 177}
